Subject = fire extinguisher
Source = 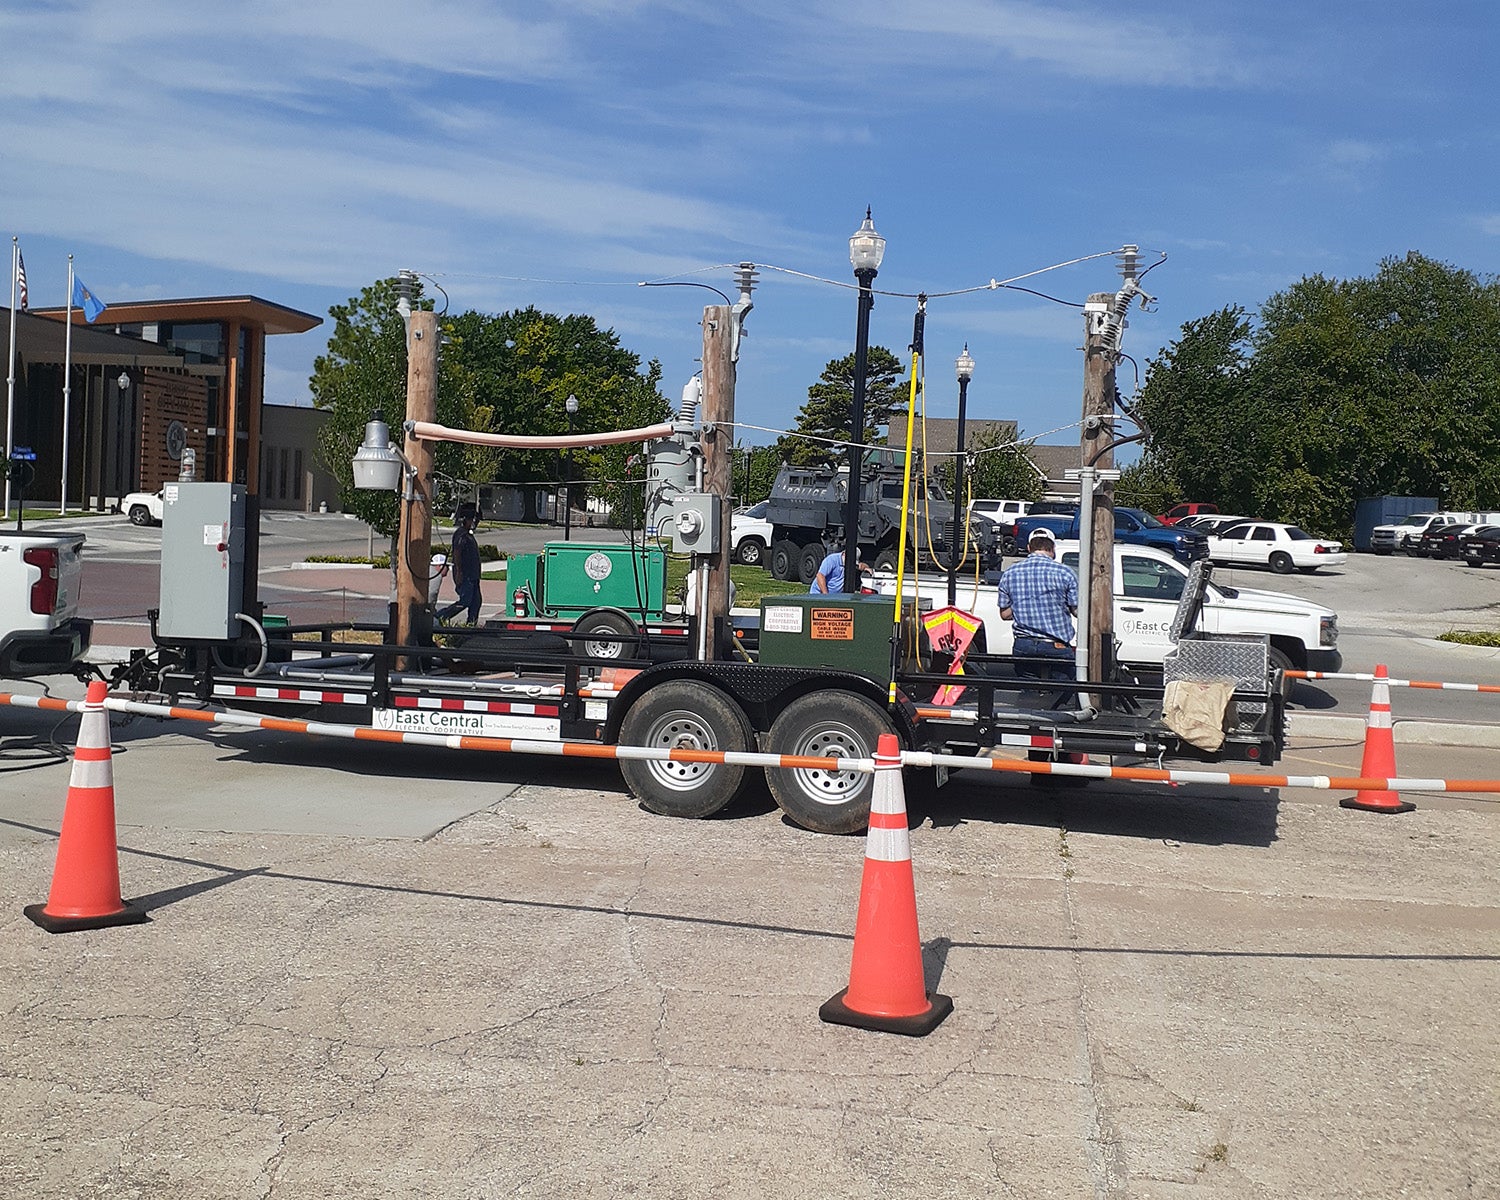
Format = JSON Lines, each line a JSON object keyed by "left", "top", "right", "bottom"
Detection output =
{"left": 513, "top": 586, "right": 529, "bottom": 617}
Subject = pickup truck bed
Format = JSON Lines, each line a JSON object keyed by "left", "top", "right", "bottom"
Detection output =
{"left": 0, "top": 530, "right": 92, "bottom": 677}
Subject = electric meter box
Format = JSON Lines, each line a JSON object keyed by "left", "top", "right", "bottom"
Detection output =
{"left": 757, "top": 594, "right": 898, "bottom": 686}
{"left": 670, "top": 493, "right": 721, "bottom": 553}
{"left": 158, "top": 482, "right": 249, "bottom": 641}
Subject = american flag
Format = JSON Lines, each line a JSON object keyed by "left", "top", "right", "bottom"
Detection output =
{"left": 14, "top": 249, "right": 26, "bottom": 311}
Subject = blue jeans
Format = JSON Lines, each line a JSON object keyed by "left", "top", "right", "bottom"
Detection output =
{"left": 1013, "top": 634, "right": 1074, "bottom": 708}
{"left": 438, "top": 578, "right": 481, "bottom": 624}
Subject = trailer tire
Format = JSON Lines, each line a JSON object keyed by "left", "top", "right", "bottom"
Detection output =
{"left": 798, "top": 544, "right": 824, "bottom": 585}
{"left": 765, "top": 692, "right": 896, "bottom": 834}
{"left": 619, "top": 682, "right": 753, "bottom": 818}
{"left": 771, "top": 540, "right": 798, "bottom": 581}
{"left": 572, "top": 610, "right": 639, "bottom": 661}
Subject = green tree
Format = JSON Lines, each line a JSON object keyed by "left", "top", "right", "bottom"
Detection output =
{"left": 1134, "top": 306, "right": 1256, "bottom": 514}
{"left": 935, "top": 428, "right": 1045, "bottom": 508}
{"left": 311, "top": 283, "right": 669, "bottom": 534}
{"left": 311, "top": 277, "right": 483, "bottom": 535}
{"left": 773, "top": 347, "right": 908, "bottom": 467}
{"left": 446, "top": 307, "right": 668, "bottom": 512}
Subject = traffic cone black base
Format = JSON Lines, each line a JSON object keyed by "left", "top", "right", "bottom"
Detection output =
{"left": 820, "top": 987, "right": 953, "bottom": 1037}
{"left": 24, "top": 901, "right": 148, "bottom": 935}
{"left": 1339, "top": 795, "right": 1416, "bottom": 815}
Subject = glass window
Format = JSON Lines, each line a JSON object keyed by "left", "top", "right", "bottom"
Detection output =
{"left": 293, "top": 450, "right": 303, "bottom": 500}
{"left": 1121, "top": 556, "right": 1185, "bottom": 601}
{"left": 1285, "top": 527, "right": 1312, "bottom": 540}
{"left": 1251, "top": 527, "right": 1275, "bottom": 541}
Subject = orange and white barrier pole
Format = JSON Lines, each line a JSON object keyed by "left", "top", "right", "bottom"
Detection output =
{"left": 3, "top": 690, "right": 1498, "bottom": 795}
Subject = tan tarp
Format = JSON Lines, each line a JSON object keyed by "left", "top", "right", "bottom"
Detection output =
{"left": 1162, "top": 679, "right": 1237, "bottom": 751}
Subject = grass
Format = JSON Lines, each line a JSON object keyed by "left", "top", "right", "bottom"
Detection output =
{"left": 1438, "top": 630, "right": 1500, "bottom": 647}
{"left": 8, "top": 507, "right": 114, "bottom": 524}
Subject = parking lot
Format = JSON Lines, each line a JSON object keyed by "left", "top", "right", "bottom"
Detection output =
{"left": 2, "top": 517, "right": 1497, "bottom": 1198}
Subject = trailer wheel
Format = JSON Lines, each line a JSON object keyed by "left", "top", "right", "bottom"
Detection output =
{"left": 572, "top": 610, "right": 639, "bottom": 661}
{"left": 771, "top": 540, "right": 798, "bottom": 581}
{"left": 619, "top": 682, "right": 753, "bottom": 818}
{"left": 798, "top": 544, "right": 824, "bottom": 585}
{"left": 765, "top": 692, "right": 896, "bottom": 834}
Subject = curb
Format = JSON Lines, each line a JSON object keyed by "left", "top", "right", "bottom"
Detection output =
{"left": 1288, "top": 712, "right": 1500, "bottom": 747}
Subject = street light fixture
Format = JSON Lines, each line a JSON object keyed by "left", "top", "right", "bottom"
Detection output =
{"left": 948, "top": 344, "right": 975, "bottom": 605}
{"left": 844, "top": 207, "right": 885, "bottom": 591}
{"left": 563, "top": 393, "right": 579, "bottom": 540}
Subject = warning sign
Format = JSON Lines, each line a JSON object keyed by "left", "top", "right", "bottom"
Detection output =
{"left": 810, "top": 607, "right": 854, "bottom": 640}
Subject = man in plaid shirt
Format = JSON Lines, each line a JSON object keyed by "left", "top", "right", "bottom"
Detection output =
{"left": 996, "top": 526, "right": 1078, "bottom": 698}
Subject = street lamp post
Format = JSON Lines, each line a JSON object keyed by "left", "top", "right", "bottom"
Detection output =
{"left": 948, "top": 344, "right": 975, "bottom": 606}
{"left": 114, "top": 371, "right": 130, "bottom": 512}
{"left": 563, "top": 393, "right": 579, "bottom": 540}
{"left": 844, "top": 208, "right": 885, "bottom": 592}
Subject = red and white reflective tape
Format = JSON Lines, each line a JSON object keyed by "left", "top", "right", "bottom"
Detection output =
{"left": 215, "top": 684, "right": 368, "bottom": 705}
{"left": 1290, "top": 670, "right": 1500, "bottom": 694}
{"left": 392, "top": 695, "right": 560, "bottom": 717}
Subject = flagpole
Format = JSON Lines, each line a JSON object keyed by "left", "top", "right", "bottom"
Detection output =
{"left": 61, "top": 257, "right": 75, "bottom": 515}
{"left": 6, "top": 237, "right": 18, "bottom": 520}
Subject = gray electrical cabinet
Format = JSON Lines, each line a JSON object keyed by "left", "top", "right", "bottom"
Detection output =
{"left": 158, "top": 482, "right": 248, "bottom": 641}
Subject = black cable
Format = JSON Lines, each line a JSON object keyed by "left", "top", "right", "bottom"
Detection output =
{"left": 1000, "top": 284, "right": 1085, "bottom": 308}
{"left": 639, "top": 281, "right": 733, "bottom": 306}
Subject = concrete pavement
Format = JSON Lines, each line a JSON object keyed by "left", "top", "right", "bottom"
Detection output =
{"left": 1, "top": 688, "right": 1497, "bottom": 1199}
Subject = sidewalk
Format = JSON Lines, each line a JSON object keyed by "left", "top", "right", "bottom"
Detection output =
{"left": 1, "top": 701, "right": 1494, "bottom": 1200}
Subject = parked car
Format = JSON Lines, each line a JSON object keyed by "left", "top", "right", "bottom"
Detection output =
{"left": 121, "top": 489, "right": 165, "bottom": 526}
{"left": 1416, "top": 523, "right": 1488, "bottom": 560}
{"left": 1207, "top": 521, "right": 1347, "bottom": 573}
{"left": 1369, "top": 511, "right": 1489, "bottom": 554}
{"left": 1461, "top": 526, "right": 1500, "bottom": 568}
{"left": 730, "top": 501, "right": 773, "bottom": 566}
{"left": 968, "top": 498, "right": 1031, "bottom": 523}
{"left": 1178, "top": 514, "right": 1250, "bottom": 535}
{"left": 1158, "top": 501, "right": 1219, "bottom": 526}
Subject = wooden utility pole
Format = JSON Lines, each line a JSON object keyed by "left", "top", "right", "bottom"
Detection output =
{"left": 700, "top": 304, "right": 735, "bottom": 653}
{"left": 1081, "top": 293, "right": 1117, "bottom": 681}
{"left": 395, "top": 309, "right": 438, "bottom": 656}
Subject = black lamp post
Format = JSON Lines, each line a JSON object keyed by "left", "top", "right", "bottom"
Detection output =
{"left": 948, "top": 344, "right": 975, "bottom": 606}
{"left": 844, "top": 208, "right": 885, "bottom": 591}
{"left": 563, "top": 393, "right": 579, "bottom": 540}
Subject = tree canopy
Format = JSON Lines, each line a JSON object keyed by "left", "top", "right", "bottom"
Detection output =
{"left": 771, "top": 347, "right": 909, "bottom": 467}
{"left": 311, "top": 279, "right": 669, "bottom": 534}
{"left": 1131, "top": 253, "right": 1500, "bottom": 535}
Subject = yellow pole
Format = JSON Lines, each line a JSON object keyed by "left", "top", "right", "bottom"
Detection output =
{"left": 889, "top": 296, "right": 926, "bottom": 702}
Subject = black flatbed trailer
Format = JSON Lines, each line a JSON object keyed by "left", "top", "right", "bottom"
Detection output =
{"left": 125, "top": 604, "right": 1286, "bottom": 835}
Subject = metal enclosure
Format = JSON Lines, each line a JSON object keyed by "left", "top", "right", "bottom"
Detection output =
{"left": 538, "top": 542, "right": 667, "bottom": 617}
{"left": 670, "top": 493, "right": 721, "bottom": 553}
{"left": 158, "top": 482, "right": 248, "bottom": 641}
{"left": 758, "top": 594, "right": 897, "bottom": 687}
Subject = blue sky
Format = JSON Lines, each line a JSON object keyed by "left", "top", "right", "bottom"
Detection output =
{"left": 3, "top": 1, "right": 1496, "bottom": 455}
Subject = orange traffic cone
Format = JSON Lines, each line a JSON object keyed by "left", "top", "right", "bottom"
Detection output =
{"left": 24, "top": 681, "right": 148, "bottom": 933}
{"left": 820, "top": 733, "right": 952, "bottom": 1036}
{"left": 1340, "top": 664, "right": 1416, "bottom": 814}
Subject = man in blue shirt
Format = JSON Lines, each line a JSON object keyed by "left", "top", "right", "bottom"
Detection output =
{"left": 810, "top": 546, "right": 869, "bottom": 594}
{"left": 996, "top": 526, "right": 1078, "bottom": 699}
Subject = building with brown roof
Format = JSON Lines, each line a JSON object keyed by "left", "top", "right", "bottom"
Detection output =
{"left": 30, "top": 296, "right": 323, "bottom": 500}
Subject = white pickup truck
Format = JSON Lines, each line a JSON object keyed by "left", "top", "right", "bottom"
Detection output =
{"left": 871, "top": 542, "right": 1340, "bottom": 675}
{"left": 0, "top": 531, "right": 92, "bottom": 677}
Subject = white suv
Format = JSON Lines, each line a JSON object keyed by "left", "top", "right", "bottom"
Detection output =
{"left": 1371, "top": 511, "right": 1491, "bottom": 554}
{"left": 731, "top": 501, "right": 774, "bottom": 566}
{"left": 121, "top": 489, "right": 165, "bottom": 526}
